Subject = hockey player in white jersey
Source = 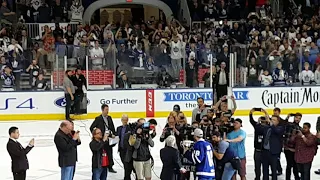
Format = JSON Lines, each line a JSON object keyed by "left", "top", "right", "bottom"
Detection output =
{"left": 184, "top": 128, "right": 215, "bottom": 180}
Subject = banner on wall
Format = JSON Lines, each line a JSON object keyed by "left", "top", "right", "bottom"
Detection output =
{"left": 155, "top": 89, "right": 214, "bottom": 112}
{"left": 87, "top": 90, "right": 145, "bottom": 114}
{"left": 233, "top": 86, "right": 320, "bottom": 109}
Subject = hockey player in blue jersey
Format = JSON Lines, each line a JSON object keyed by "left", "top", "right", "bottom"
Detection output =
{"left": 184, "top": 128, "right": 215, "bottom": 180}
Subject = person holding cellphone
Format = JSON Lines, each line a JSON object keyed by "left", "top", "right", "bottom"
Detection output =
{"left": 90, "top": 128, "right": 110, "bottom": 180}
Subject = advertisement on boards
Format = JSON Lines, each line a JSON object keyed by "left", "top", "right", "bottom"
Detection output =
{"left": 146, "top": 89, "right": 154, "bottom": 117}
{"left": 0, "top": 91, "right": 63, "bottom": 114}
{"left": 234, "top": 86, "right": 320, "bottom": 109}
{"left": 155, "top": 89, "right": 214, "bottom": 112}
{"left": 87, "top": 90, "right": 145, "bottom": 113}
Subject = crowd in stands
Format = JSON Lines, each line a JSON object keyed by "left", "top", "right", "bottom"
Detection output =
{"left": 2, "top": 0, "right": 320, "bottom": 91}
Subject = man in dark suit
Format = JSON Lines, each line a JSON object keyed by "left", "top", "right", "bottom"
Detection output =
{"left": 90, "top": 104, "right": 117, "bottom": 173}
{"left": 216, "top": 61, "right": 229, "bottom": 99}
{"left": 54, "top": 120, "right": 81, "bottom": 180}
{"left": 258, "top": 115, "right": 285, "bottom": 180}
{"left": 160, "top": 135, "right": 185, "bottom": 180}
{"left": 71, "top": 68, "right": 87, "bottom": 114}
{"left": 6, "top": 126, "right": 34, "bottom": 180}
{"left": 116, "top": 114, "right": 134, "bottom": 180}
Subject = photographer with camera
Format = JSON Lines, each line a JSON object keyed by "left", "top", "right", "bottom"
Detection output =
{"left": 192, "top": 97, "right": 211, "bottom": 123}
{"left": 183, "top": 128, "right": 215, "bottom": 180}
{"left": 215, "top": 95, "right": 237, "bottom": 118}
{"left": 160, "top": 116, "right": 183, "bottom": 151}
{"left": 132, "top": 118, "right": 154, "bottom": 180}
{"left": 249, "top": 108, "right": 270, "bottom": 180}
{"left": 211, "top": 131, "right": 240, "bottom": 180}
{"left": 283, "top": 113, "right": 302, "bottom": 180}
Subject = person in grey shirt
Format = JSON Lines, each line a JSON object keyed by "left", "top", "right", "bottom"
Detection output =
{"left": 63, "top": 70, "right": 75, "bottom": 121}
{"left": 192, "top": 97, "right": 211, "bottom": 123}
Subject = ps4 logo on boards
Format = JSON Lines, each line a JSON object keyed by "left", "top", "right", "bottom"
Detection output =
{"left": 163, "top": 92, "right": 213, "bottom": 102}
{"left": 54, "top": 97, "right": 90, "bottom": 108}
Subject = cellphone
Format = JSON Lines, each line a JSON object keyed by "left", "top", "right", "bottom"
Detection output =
{"left": 290, "top": 113, "right": 296, "bottom": 116}
{"left": 254, "top": 108, "right": 262, "bottom": 111}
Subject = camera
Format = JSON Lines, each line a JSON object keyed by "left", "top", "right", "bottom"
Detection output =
{"left": 181, "top": 125, "right": 196, "bottom": 141}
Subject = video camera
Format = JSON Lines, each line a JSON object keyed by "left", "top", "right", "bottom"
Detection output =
{"left": 181, "top": 125, "right": 196, "bottom": 141}
{"left": 128, "top": 121, "right": 156, "bottom": 135}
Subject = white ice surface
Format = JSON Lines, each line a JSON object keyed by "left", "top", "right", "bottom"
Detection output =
{"left": 1, "top": 115, "right": 320, "bottom": 180}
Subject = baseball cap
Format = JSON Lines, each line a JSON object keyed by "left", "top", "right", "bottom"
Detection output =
{"left": 193, "top": 128, "right": 203, "bottom": 138}
{"left": 173, "top": 104, "right": 180, "bottom": 112}
{"left": 234, "top": 118, "right": 243, "bottom": 127}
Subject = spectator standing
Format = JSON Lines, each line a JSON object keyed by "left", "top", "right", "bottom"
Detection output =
{"left": 259, "top": 69, "right": 272, "bottom": 86}
{"left": 249, "top": 108, "right": 270, "bottom": 180}
{"left": 90, "top": 104, "right": 117, "bottom": 173}
{"left": 186, "top": 58, "right": 199, "bottom": 87}
{"left": 283, "top": 113, "right": 302, "bottom": 180}
{"left": 272, "top": 62, "right": 288, "bottom": 86}
{"left": 54, "top": 121, "right": 81, "bottom": 180}
{"left": 291, "top": 123, "right": 317, "bottom": 180}
{"left": 170, "top": 35, "right": 183, "bottom": 79}
{"left": 259, "top": 116, "right": 285, "bottom": 180}
{"left": 225, "top": 119, "right": 247, "bottom": 180}
{"left": 315, "top": 65, "right": 320, "bottom": 84}
{"left": 90, "top": 128, "right": 109, "bottom": 180}
{"left": 0, "top": 1, "right": 16, "bottom": 24}
{"left": 26, "top": 59, "right": 41, "bottom": 89}
{"left": 6, "top": 126, "right": 34, "bottom": 180}
{"left": 41, "top": 25, "right": 55, "bottom": 70}
{"left": 71, "top": 68, "right": 87, "bottom": 114}
{"left": 117, "top": 71, "right": 131, "bottom": 89}
{"left": 216, "top": 62, "right": 228, "bottom": 99}
{"left": 89, "top": 41, "right": 104, "bottom": 70}
{"left": 63, "top": 70, "right": 75, "bottom": 121}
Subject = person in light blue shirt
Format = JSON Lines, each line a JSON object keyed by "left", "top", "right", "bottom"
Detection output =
{"left": 225, "top": 118, "right": 246, "bottom": 180}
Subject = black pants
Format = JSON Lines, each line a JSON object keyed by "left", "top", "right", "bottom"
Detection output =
{"left": 254, "top": 149, "right": 262, "bottom": 180}
{"left": 65, "top": 93, "right": 72, "bottom": 119}
{"left": 284, "top": 150, "right": 300, "bottom": 180}
{"left": 73, "top": 92, "right": 84, "bottom": 114}
{"left": 277, "top": 154, "right": 282, "bottom": 173}
{"left": 13, "top": 171, "right": 26, "bottom": 180}
{"left": 297, "top": 162, "right": 312, "bottom": 180}
{"left": 216, "top": 84, "right": 227, "bottom": 99}
{"left": 262, "top": 150, "right": 278, "bottom": 180}
{"left": 120, "top": 149, "right": 136, "bottom": 180}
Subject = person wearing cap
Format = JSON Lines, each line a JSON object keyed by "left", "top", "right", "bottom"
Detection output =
{"left": 184, "top": 128, "right": 215, "bottom": 180}
{"left": 173, "top": 104, "right": 181, "bottom": 113}
{"left": 63, "top": 70, "right": 75, "bottom": 121}
{"left": 225, "top": 118, "right": 247, "bottom": 180}
{"left": 160, "top": 135, "right": 186, "bottom": 180}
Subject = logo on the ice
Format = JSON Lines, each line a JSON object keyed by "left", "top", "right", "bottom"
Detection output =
{"left": 54, "top": 97, "right": 90, "bottom": 108}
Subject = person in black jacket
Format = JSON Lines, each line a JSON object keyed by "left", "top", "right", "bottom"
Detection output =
{"left": 54, "top": 120, "right": 81, "bottom": 180}
{"left": 257, "top": 115, "right": 285, "bottom": 180}
{"left": 90, "top": 104, "right": 117, "bottom": 173}
{"left": 116, "top": 114, "right": 134, "bottom": 180}
{"left": 71, "top": 68, "right": 87, "bottom": 114}
{"left": 90, "top": 127, "right": 109, "bottom": 180}
{"left": 6, "top": 126, "right": 34, "bottom": 180}
{"left": 249, "top": 108, "right": 270, "bottom": 180}
{"left": 160, "top": 135, "right": 186, "bottom": 180}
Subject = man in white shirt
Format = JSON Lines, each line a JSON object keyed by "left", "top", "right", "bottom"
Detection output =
{"left": 89, "top": 41, "right": 104, "bottom": 70}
